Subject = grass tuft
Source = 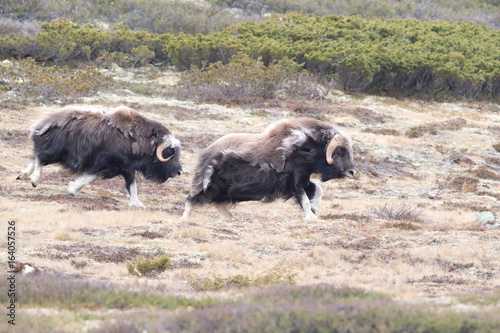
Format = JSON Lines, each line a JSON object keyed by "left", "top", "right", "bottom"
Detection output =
{"left": 186, "top": 262, "right": 297, "bottom": 291}
{"left": 127, "top": 254, "right": 171, "bottom": 277}
{"left": 369, "top": 202, "right": 424, "bottom": 222}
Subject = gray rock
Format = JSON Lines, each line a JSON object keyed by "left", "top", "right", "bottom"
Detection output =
{"left": 476, "top": 211, "right": 497, "bottom": 227}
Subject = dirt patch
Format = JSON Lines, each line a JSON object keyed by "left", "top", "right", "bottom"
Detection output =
{"left": 17, "top": 193, "right": 122, "bottom": 211}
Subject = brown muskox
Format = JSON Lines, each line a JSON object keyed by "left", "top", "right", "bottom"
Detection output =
{"left": 17, "top": 106, "right": 182, "bottom": 207}
{"left": 181, "top": 117, "right": 355, "bottom": 220}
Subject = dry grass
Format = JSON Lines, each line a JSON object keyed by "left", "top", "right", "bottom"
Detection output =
{"left": 1, "top": 71, "right": 499, "bottom": 332}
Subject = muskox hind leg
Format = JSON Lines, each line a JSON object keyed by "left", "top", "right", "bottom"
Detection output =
{"left": 17, "top": 159, "right": 36, "bottom": 181}
{"left": 180, "top": 201, "right": 234, "bottom": 220}
{"left": 180, "top": 200, "right": 194, "bottom": 221}
{"left": 214, "top": 203, "right": 234, "bottom": 219}
{"left": 27, "top": 158, "right": 43, "bottom": 188}
{"left": 68, "top": 174, "right": 97, "bottom": 196}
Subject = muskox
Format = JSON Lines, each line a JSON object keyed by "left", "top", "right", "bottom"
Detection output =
{"left": 181, "top": 117, "right": 355, "bottom": 220}
{"left": 17, "top": 106, "right": 182, "bottom": 207}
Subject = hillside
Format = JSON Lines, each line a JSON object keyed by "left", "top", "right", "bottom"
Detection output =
{"left": 0, "top": 66, "right": 499, "bottom": 331}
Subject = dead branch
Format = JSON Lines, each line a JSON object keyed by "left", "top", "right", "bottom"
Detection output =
{"left": 451, "top": 154, "right": 500, "bottom": 170}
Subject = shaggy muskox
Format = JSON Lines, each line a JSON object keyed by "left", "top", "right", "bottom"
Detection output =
{"left": 17, "top": 106, "right": 182, "bottom": 207}
{"left": 181, "top": 117, "right": 355, "bottom": 220}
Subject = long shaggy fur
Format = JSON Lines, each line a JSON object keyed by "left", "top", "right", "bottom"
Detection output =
{"left": 20, "top": 106, "right": 182, "bottom": 205}
{"left": 185, "top": 117, "right": 355, "bottom": 216}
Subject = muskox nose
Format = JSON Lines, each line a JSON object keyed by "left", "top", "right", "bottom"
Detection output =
{"left": 347, "top": 169, "right": 356, "bottom": 177}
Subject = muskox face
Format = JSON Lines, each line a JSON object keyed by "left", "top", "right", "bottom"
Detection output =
{"left": 317, "top": 144, "right": 355, "bottom": 181}
{"left": 141, "top": 135, "right": 183, "bottom": 183}
{"left": 292, "top": 131, "right": 355, "bottom": 182}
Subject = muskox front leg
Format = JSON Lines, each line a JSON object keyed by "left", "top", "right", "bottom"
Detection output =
{"left": 299, "top": 191, "right": 318, "bottom": 220}
{"left": 305, "top": 181, "right": 323, "bottom": 215}
{"left": 124, "top": 172, "right": 144, "bottom": 208}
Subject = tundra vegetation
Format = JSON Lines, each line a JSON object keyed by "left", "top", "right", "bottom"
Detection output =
{"left": 0, "top": 0, "right": 499, "bottom": 332}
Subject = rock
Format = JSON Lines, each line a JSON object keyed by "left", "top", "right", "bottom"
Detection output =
{"left": 0, "top": 60, "right": 13, "bottom": 67}
{"left": 476, "top": 211, "right": 497, "bottom": 226}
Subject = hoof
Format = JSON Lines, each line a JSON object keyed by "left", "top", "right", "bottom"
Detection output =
{"left": 16, "top": 175, "right": 21, "bottom": 180}
{"left": 31, "top": 182, "right": 37, "bottom": 188}
{"left": 129, "top": 202, "right": 145, "bottom": 209}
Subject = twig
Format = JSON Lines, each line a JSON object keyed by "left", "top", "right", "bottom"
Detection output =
{"left": 451, "top": 154, "right": 500, "bottom": 170}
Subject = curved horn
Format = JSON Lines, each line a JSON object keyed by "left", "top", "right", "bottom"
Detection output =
{"left": 156, "top": 139, "right": 173, "bottom": 162}
{"left": 325, "top": 133, "right": 344, "bottom": 164}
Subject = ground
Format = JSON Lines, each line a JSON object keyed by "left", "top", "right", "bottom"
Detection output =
{"left": 0, "top": 69, "right": 499, "bottom": 331}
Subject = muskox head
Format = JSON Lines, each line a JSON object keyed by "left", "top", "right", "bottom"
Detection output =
{"left": 321, "top": 131, "right": 356, "bottom": 181}
{"left": 141, "top": 133, "right": 183, "bottom": 183}
{"left": 284, "top": 125, "right": 355, "bottom": 182}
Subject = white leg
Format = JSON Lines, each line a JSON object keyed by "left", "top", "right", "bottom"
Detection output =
{"left": 300, "top": 192, "right": 318, "bottom": 220}
{"left": 17, "top": 159, "right": 35, "bottom": 180}
{"left": 68, "top": 174, "right": 97, "bottom": 196}
{"left": 29, "top": 158, "right": 43, "bottom": 188}
{"left": 309, "top": 183, "right": 323, "bottom": 214}
{"left": 215, "top": 203, "right": 234, "bottom": 219}
{"left": 128, "top": 180, "right": 145, "bottom": 208}
{"left": 180, "top": 201, "right": 194, "bottom": 221}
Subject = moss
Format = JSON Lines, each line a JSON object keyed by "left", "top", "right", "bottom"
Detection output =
{"left": 127, "top": 254, "right": 171, "bottom": 277}
{"left": 406, "top": 124, "right": 439, "bottom": 138}
{"left": 187, "top": 262, "right": 297, "bottom": 291}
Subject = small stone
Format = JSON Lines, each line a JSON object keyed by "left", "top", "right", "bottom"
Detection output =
{"left": 476, "top": 211, "right": 496, "bottom": 225}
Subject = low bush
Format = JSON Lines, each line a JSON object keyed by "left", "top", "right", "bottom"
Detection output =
{"left": 369, "top": 202, "right": 424, "bottom": 222}
{"left": 0, "top": 17, "right": 39, "bottom": 37}
{"left": 0, "top": 14, "right": 498, "bottom": 100}
{"left": 447, "top": 175, "right": 480, "bottom": 193}
{"left": 0, "top": 273, "right": 213, "bottom": 309}
{"left": 180, "top": 54, "right": 302, "bottom": 101}
{"left": 127, "top": 254, "right": 171, "bottom": 277}
{"left": 171, "top": 285, "right": 499, "bottom": 332}
{"left": 187, "top": 262, "right": 297, "bottom": 291}
{"left": 0, "top": 57, "right": 112, "bottom": 103}
{"left": 406, "top": 118, "right": 467, "bottom": 138}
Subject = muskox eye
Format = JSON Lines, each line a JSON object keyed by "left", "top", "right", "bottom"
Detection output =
{"left": 162, "top": 148, "right": 175, "bottom": 159}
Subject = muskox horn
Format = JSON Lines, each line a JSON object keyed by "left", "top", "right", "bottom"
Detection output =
{"left": 156, "top": 139, "right": 173, "bottom": 162}
{"left": 325, "top": 133, "right": 344, "bottom": 164}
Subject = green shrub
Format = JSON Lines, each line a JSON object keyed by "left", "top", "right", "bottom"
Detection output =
{"left": 1, "top": 13, "right": 499, "bottom": 100}
{"left": 180, "top": 53, "right": 303, "bottom": 101}
{"left": 127, "top": 254, "right": 171, "bottom": 277}
{"left": 187, "top": 262, "right": 297, "bottom": 291}
{"left": 0, "top": 57, "right": 112, "bottom": 103}
{"left": 406, "top": 124, "right": 439, "bottom": 138}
